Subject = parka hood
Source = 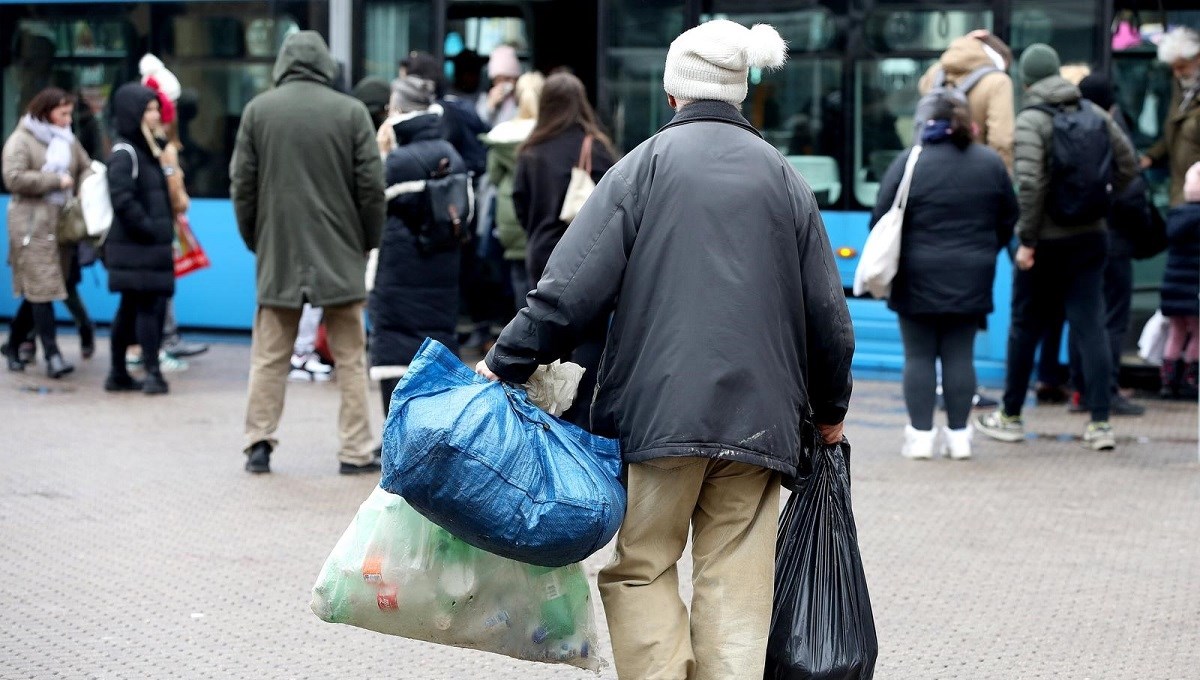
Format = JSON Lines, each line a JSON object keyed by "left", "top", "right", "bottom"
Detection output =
{"left": 940, "top": 36, "right": 1000, "bottom": 79}
{"left": 272, "top": 30, "right": 337, "bottom": 87}
{"left": 111, "top": 83, "right": 158, "bottom": 139}
{"left": 1025, "top": 75, "right": 1081, "bottom": 107}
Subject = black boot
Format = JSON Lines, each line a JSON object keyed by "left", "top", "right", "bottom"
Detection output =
{"left": 1159, "top": 359, "right": 1182, "bottom": 399}
{"left": 142, "top": 370, "right": 169, "bottom": 395}
{"left": 104, "top": 372, "right": 144, "bottom": 392}
{"left": 46, "top": 353, "right": 75, "bottom": 379}
{"left": 2, "top": 343, "right": 24, "bottom": 372}
{"left": 79, "top": 323, "right": 95, "bottom": 359}
{"left": 245, "top": 441, "right": 272, "bottom": 473}
{"left": 1182, "top": 362, "right": 1199, "bottom": 400}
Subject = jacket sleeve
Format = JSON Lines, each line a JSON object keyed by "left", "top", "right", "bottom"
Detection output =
{"left": 229, "top": 105, "right": 258, "bottom": 252}
{"left": 484, "top": 164, "right": 640, "bottom": 384}
{"left": 352, "top": 106, "right": 386, "bottom": 251}
{"left": 513, "top": 155, "right": 531, "bottom": 234}
{"left": 869, "top": 150, "right": 907, "bottom": 227}
{"left": 1013, "top": 110, "right": 1048, "bottom": 247}
{"left": 981, "top": 76, "right": 1015, "bottom": 174}
{"left": 485, "top": 145, "right": 507, "bottom": 187}
{"left": 1144, "top": 86, "right": 1178, "bottom": 163}
{"left": 1104, "top": 107, "right": 1138, "bottom": 194}
{"left": 792, "top": 175, "right": 855, "bottom": 425}
{"left": 107, "top": 147, "right": 154, "bottom": 240}
{"left": 2, "top": 135, "right": 60, "bottom": 196}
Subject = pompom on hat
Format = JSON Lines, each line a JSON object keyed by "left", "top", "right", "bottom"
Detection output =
{"left": 139, "top": 54, "right": 181, "bottom": 124}
{"left": 663, "top": 20, "right": 787, "bottom": 105}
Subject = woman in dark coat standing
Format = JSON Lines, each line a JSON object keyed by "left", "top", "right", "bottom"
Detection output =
{"left": 1158, "top": 162, "right": 1200, "bottom": 399}
{"left": 369, "top": 74, "right": 466, "bottom": 414}
{"left": 512, "top": 72, "right": 616, "bottom": 430}
{"left": 103, "top": 83, "right": 175, "bottom": 395}
{"left": 872, "top": 91, "right": 1018, "bottom": 460}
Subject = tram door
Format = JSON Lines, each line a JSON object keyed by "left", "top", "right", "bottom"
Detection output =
{"left": 444, "top": 0, "right": 601, "bottom": 104}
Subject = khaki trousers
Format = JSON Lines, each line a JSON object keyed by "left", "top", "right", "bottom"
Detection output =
{"left": 598, "top": 457, "right": 780, "bottom": 680}
{"left": 243, "top": 303, "right": 374, "bottom": 465}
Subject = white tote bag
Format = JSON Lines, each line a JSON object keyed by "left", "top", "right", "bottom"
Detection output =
{"left": 853, "top": 145, "right": 922, "bottom": 299}
{"left": 80, "top": 143, "right": 138, "bottom": 240}
{"left": 558, "top": 135, "right": 594, "bottom": 223}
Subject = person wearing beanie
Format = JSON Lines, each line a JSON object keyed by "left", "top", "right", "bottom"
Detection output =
{"left": 352, "top": 76, "right": 391, "bottom": 129}
{"left": 478, "top": 44, "right": 521, "bottom": 127}
{"left": 477, "top": 20, "right": 853, "bottom": 679}
{"left": 918, "top": 30, "right": 1016, "bottom": 171}
{"left": 975, "top": 43, "right": 1138, "bottom": 451}
{"left": 1157, "top": 162, "right": 1200, "bottom": 398}
{"left": 1141, "top": 27, "right": 1200, "bottom": 207}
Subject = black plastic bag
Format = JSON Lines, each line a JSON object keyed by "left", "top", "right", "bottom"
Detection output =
{"left": 765, "top": 439, "right": 877, "bottom": 680}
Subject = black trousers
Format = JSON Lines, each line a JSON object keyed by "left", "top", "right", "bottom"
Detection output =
{"left": 899, "top": 314, "right": 978, "bottom": 430}
{"left": 380, "top": 376, "right": 401, "bottom": 418}
{"left": 7, "top": 300, "right": 60, "bottom": 357}
{"left": 110, "top": 292, "right": 168, "bottom": 375}
{"left": 1068, "top": 248, "right": 1133, "bottom": 396}
{"left": 1003, "top": 232, "right": 1111, "bottom": 421}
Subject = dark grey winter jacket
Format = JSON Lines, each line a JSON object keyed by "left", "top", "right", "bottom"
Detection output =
{"left": 485, "top": 101, "right": 855, "bottom": 479}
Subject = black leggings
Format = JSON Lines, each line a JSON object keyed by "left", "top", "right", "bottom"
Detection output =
{"left": 7, "top": 300, "right": 60, "bottom": 357}
{"left": 898, "top": 314, "right": 978, "bottom": 431}
{"left": 110, "top": 292, "right": 168, "bottom": 375}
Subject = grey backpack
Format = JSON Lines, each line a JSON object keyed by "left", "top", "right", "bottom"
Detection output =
{"left": 913, "top": 65, "right": 999, "bottom": 133}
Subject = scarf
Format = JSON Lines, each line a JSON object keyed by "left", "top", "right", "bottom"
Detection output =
{"left": 21, "top": 114, "right": 75, "bottom": 205}
{"left": 919, "top": 119, "right": 954, "bottom": 144}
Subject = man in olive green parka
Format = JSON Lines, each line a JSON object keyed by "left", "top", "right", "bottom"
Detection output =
{"left": 230, "top": 31, "right": 385, "bottom": 475}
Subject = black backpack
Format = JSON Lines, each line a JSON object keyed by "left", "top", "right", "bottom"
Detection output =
{"left": 913, "top": 65, "right": 999, "bottom": 132}
{"left": 1025, "top": 101, "right": 1113, "bottom": 227}
{"left": 398, "top": 152, "right": 473, "bottom": 254}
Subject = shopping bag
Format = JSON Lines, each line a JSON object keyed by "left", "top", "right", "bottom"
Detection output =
{"left": 766, "top": 439, "right": 878, "bottom": 680}
{"left": 381, "top": 338, "right": 624, "bottom": 568}
{"left": 1137, "top": 309, "right": 1170, "bottom": 366}
{"left": 558, "top": 136, "right": 595, "bottom": 223}
{"left": 311, "top": 487, "right": 601, "bottom": 670}
{"left": 173, "top": 215, "right": 210, "bottom": 278}
{"left": 853, "top": 146, "right": 921, "bottom": 299}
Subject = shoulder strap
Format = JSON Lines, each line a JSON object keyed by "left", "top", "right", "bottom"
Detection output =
{"left": 577, "top": 136, "right": 593, "bottom": 174}
{"left": 892, "top": 145, "right": 924, "bottom": 213}
{"left": 1023, "top": 103, "right": 1060, "bottom": 116}
{"left": 955, "top": 66, "right": 999, "bottom": 95}
{"left": 111, "top": 142, "right": 138, "bottom": 180}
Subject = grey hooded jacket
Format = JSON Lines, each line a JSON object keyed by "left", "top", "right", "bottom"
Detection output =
{"left": 1014, "top": 76, "right": 1137, "bottom": 246}
{"left": 230, "top": 31, "right": 385, "bottom": 308}
{"left": 484, "top": 101, "right": 855, "bottom": 479}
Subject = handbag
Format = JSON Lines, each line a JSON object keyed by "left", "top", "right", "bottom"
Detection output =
{"left": 558, "top": 135, "right": 595, "bottom": 223}
{"left": 56, "top": 196, "right": 88, "bottom": 244}
{"left": 853, "top": 145, "right": 922, "bottom": 299}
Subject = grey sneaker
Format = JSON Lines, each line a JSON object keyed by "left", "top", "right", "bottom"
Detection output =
{"left": 1083, "top": 421, "right": 1116, "bottom": 451}
{"left": 974, "top": 409, "right": 1025, "bottom": 443}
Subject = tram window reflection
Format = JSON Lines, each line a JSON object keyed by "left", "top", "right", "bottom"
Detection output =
{"left": 703, "top": 1, "right": 844, "bottom": 52}
{"left": 865, "top": 8, "right": 992, "bottom": 52}
{"left": 852, "top": 58, "right": 936, "bottom": 208}
{"left": 1011, "top": 0, "right": 1098, "bottom": 64}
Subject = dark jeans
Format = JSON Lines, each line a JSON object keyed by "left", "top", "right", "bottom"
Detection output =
{"left": 380, "top": 376, "right": 401, "bottom": 418}
{"left": 899, "top": 314, "right": 978, "bottom": 430}
{"left": 1068, "top": 249, "right": 1132, "bottom": 397}
{"left": 506, "top": 259, "right": 530, "bottom": 313}
{"left": 7, "top": 300, "right": 60, "bottom": 357}
{"left": 110, "top": 292, "right": 168, "bottom": 375}
{"left": 1036, "top": 313, "right": 1067, "bottom": 387}
{"left": 1003, "top": 232, "right": 1111, "bottom": 421}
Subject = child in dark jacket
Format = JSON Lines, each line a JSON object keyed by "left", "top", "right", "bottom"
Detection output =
{"left": 1159, "top": 162, "right": 1200, "bottom": 398}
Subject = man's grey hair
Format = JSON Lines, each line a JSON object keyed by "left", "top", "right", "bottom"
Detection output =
{"left": 1157, "top": 27, "right": 1200, "bottom": 65}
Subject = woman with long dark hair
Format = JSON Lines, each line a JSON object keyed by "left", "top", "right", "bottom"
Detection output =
{"left": 512, "top": 71, "right": 616, "bottom": 429}
{"left": 2, "top": 86, "right": 94, "bottom": 377}
{"left": 872, "top": 91, "right": 1017, "bottom": 460}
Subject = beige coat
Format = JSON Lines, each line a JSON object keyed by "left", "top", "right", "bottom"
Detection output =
{"left": 2, "top": 125, "right": 92, "bottom": 302}
{"left": 1146, "top": 83, "right": 1200, "bottom": 207}
{"left": 919, "top": 36, "right": 1015, "bottom": 174}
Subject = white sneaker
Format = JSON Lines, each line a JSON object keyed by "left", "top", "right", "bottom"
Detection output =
{"left": 901, "top": 425, "right": 937, "bottom": 460}
{"left": 941, "top": 426, "right": 972, "bottom": 460}
{"left": 289, "top": 353, "right": 333, "bottom": 382}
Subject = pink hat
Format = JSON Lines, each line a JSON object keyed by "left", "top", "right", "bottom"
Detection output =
{"left": 487, "top": 45, "right": 521, "bottom": 80}
{"left": 1185, "top": 162, "right": 1200, "bottom": 203}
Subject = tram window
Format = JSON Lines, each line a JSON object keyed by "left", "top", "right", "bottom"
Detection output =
{"left": 606, "top": 0, "right": 684, "bottom": 150}
{"left": 1011, "top": 0, "right": 1098, "bottom": 65}
{"left": 703, "top": 1, "right": 843, "bottom": 52}
{"left": 852, "top": 58, "right": 937, "bottom": 208}
{"left": 609, "top": 0, "right": 685, "bottom": 49}
{"left": 865, "top": 8, "right": 991, "bottom": 52}
{"left": 362, "top": 0, "right": 434, "bottom": 80}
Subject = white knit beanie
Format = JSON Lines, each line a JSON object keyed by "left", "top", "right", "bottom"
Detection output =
{"left": 663, "top": 20, "right": 787, "bottom": 105}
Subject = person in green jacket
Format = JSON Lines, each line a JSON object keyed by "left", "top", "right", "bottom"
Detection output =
{"left": 229, "top": 31, "right": 386, "bottom": 476}
{"left": 481, "top": 71, "right": 544, "bottom": 310}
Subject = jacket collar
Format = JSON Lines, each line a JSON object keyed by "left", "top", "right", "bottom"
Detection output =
{"left": 658, "top": 100, "right": 763, "bottom": 139}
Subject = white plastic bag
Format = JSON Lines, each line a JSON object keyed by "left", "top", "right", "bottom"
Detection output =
{"left": 523, "top": 361, "right": 586, "bottom": 417}
{"left": 311, "top": 487, "right": 602, "bottom": 670}
{"left": 853, "top": 146, "right": 922, "bottom": 299}
{"left": 1138, "top": 309, "right": 1170, "bottom": 366}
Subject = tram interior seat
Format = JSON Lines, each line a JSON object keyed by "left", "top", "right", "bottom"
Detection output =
{"left": 786, "top": 155, "right": 841, "bottom": 205}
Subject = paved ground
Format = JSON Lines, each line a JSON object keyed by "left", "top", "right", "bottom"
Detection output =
{"left": 1, "top": 335, "right": 1197, "bottom": 679}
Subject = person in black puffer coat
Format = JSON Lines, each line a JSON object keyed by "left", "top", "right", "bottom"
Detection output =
{"left": 872, "top": 91, "right": 1017, "bottom": 460}
{"left": 1159, "top": 162, "right": 1200, "bottom": 398}
{"left": 103, "top": 83, "right": 175, "bottom": 395}
{"left": 369, "top": 74, "right": 466, "bottom": 414}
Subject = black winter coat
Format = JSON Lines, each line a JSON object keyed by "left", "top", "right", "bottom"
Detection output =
{"left": 513, "top": 124, "right": 615, "bottom": 282}
{"left": 872, "top": 141, "right": 1017, "bottom": 318}
{"left": 104, "top": 84, "right": 175, "bottom": 296}
{"left": 369, "top": 110, "right": 465, "bottom": 374}
{"left": 1161, "top": 203, "right": 1199, "bottom": 317}
{"left": 485, "top": 102, "right": 855, "bottom": 479}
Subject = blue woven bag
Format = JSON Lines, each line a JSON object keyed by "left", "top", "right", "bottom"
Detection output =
{"left": 381, "top": 338, "right": 625, "bottom": 567}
